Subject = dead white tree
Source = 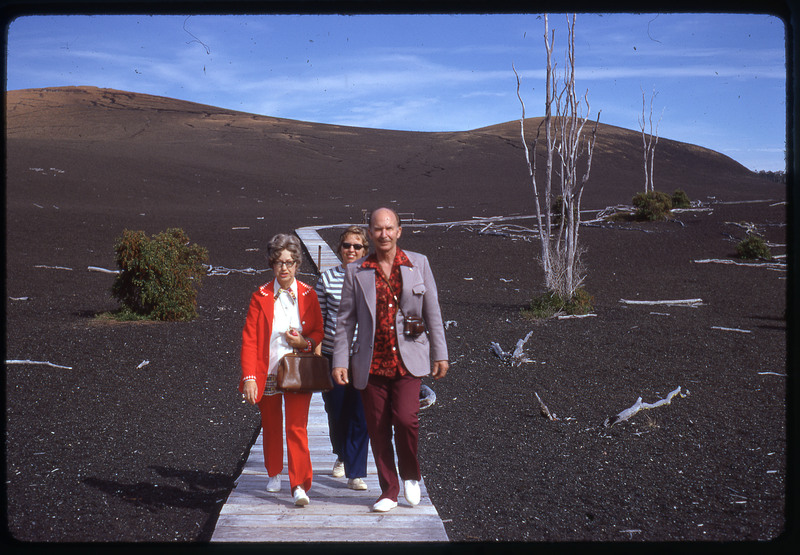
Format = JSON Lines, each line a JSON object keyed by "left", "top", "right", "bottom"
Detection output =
{"left": 639, "top": 87, "right": 663, "bottom": 193}
{"left": 514, "top": 14, "right": 600, "bottom": 300}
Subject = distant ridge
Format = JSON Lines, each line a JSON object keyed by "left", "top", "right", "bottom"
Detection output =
{"left": 6, "top": 86, "right": 778, "bottom": 216}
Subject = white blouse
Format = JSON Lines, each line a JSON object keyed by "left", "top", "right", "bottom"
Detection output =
{"left": 268, "top": 279, "right": 301, "bottom": 377}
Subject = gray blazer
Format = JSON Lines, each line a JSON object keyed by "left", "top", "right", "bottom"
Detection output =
{"left": 331, "top": 250, "right": 448, "bottom": 390}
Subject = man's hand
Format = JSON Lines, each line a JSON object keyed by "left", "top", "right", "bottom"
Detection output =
{"left": 243, "top": 380, "right": 259, "bottom": 405}
{"left": 332, "top": 366, "right": 349, "bottom": 385}
{"left": 431, "top": 360, "right": 449, "bottom": 380}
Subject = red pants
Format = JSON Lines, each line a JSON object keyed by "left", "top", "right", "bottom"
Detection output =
{"left": 258, "top": 391, "right": 313, "bottom": 491}
{"left": 360, "top": 374, "right": 421, "bottom": 501}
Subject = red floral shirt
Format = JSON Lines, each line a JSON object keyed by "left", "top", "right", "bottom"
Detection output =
{"left": 362, "top": 249, "right": 413, "bottom": 378}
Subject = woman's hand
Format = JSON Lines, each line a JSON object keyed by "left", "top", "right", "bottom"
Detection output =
{"left": 285, "top": 328, "right": 308, "bottom": 350}
{"left": 243, "top": 380, "right": 259, "bottom": 405}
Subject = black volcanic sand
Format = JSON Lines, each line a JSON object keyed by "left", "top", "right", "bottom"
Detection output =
{"left": 4, "top": 87, "right": 790, "bottom": 544}
{"left": 5, "top": 200, "right": 788, "bottom": 544}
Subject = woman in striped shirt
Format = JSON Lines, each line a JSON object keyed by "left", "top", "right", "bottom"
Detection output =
{"left": 314, "top": 225, "right": 370, "bottom": 490}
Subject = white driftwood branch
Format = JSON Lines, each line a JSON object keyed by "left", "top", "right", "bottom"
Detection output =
{"left": 557, "top": 313, "right": 597, "bottom": 319}
{"left": 671, "top": 207, "right": 713, "bottom": 213}
{"left": 6, "top": 359, "right": 73, "bottom": 370}
{"left": 535, "top": 392, "right": 557, "bottom": 420}
{"left": 693, "top": 258, "right": 786, "bottom": 271}
{"left": 34, "top": 265, "right": 73, "bottom": 271}
{"left": 711, "top": 326, "right": 751, "bottom": 334}
{"left": 603, "top": 386, "right": 687, "bottom": 427}
{"left": 725, "top": 221, "right": 759, "bottom": 232}
{"left": 136, "top": 360, "right": 150, "bottom": 369}
{"left": 620, "top": 298, "right": 703, "bottom": 308}
{"left": 512, "top": 331, "right": 534, "bottom": 358}
{"left": 88, "top": 266, "right": 120, "bottom": 274}
{"left": 491, "top": 331, "right": 535, "bottom": 366}
{"left": 205, "top": 265, "right": 270, "bottom": 276}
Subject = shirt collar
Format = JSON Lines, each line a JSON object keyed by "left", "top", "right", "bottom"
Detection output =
{"left": 361, "top": 248, "right": 412, "bottom": 270}
{"left": 273, "top": 279, "right": 298, "bottom": 299}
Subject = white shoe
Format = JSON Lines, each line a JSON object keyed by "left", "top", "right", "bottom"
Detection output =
{"left": 404, "top": 479, "right": 421, "bottom": 506}
{"left": 293, "top": 486, "right": 309, "bottom": 506}
{"left": 332, "top": 459, "right": 345, "bottom": 478}
{"left": 372, "top": 498, "right": 398, "bottom": 512}
{"left": 266, "top": 475, "right": 281, "bottom": 493}
{"left": 347, "top": 477, "right": 368, "bottom": 491}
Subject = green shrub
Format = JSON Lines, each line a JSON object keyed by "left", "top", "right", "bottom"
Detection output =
{"left": 736, "top": 234, "right": 772, "bottom": 260}
{"left": 111, "top": 228, "right": 209, "bottom": 321}
{"left": 671, "top": 189, "right": 691, "bottom": 209}
{"left": 604, "top": 210, "right": 636, "bottom": 223}
{"left": 632, "top": 190, "right": 673, "bottom": 221}
{"left": 524, "top": 288, "right": 594, "bottom": 319}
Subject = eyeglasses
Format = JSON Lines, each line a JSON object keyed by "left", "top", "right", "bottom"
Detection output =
{"left": 342, "top": 242, "right": 365, "bottom": 250}
{"left": 273, "top": 260, "right": 297, "bottom": 268}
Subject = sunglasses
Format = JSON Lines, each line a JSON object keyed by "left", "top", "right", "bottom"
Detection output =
{"left": 342, "top": 242, "right": 365, "bottom": 250}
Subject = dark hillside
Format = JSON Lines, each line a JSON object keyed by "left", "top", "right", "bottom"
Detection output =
{"left": 4, "top": 86, "right": 787, "bottom": 543}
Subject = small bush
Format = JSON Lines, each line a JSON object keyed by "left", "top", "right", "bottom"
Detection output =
{"left": 632, "top": 190, "right": 673, "bottom": 221}
{"left": 524, "top": 288, "right": 594, "bottom": 319}
{"left": 111, "top": 228, "right": 209, "bottom": 321}
{"left": 671, "top": 189, "right": 691, "bottom": 209}
{"left": 604, "top": 210, "right": 636, "bottom": 223}
{"left": 736, "top": 234, "right": 772, "bottom": 260}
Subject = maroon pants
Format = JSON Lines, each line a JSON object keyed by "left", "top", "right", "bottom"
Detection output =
{"left": 360, "top": 373, "right": 421, "bottom": 501}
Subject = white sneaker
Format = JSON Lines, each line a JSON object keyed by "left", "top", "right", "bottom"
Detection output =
{"left": 266, "top": 475, "right": 281, "bottom": 493}
{"left": 404, "top": 479, "right": 421, "bottom": 506}
{"left": 347, "top": 477, "right": 368, "bottom": 491}
{"left": 332, "top": 459, "right": 345, "bottom": 478}
{"left": 372, "top": 498, "right": 398, "bottom": 512}
{"left": 293, "top": 486, "right": 309, "bottom": 506}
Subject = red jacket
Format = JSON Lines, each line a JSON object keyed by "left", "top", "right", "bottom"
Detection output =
{"left": 239, "top": 279, "right": 324, "bottom": 402}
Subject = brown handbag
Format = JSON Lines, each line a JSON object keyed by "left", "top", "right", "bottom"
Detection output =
{"left": 276, "top": 351, "right": 333, "bottom": 393}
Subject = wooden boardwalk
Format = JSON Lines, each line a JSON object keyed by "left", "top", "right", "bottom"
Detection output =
{"left": 211, "top": 394, "right": 449, "bottom": 542}
{"left": 211, "top": 226, "right": 449, "bottom": 542}
{"left": 296, "top": 225, "right": 349, "bottom": 274}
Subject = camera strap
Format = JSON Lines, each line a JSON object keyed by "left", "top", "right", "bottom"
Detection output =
{"left": 375, "top": 267, "right": 411, "bottom": 322}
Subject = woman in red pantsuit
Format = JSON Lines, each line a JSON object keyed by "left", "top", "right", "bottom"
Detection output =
{"left": 240, "top": 233, "right": 324, "bottom": 506}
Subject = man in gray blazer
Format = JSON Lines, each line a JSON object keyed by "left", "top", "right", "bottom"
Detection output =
{"left": 332, "top": 207, "right": 449, "bottom": 513}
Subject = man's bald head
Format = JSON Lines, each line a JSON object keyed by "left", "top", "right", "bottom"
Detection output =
{"left": 369, "top": 207, "right": 401, "bottom": 229}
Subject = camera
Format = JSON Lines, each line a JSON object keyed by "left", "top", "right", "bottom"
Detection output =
{"left": 403, "top": 316, "right": 426, "bottom": 338}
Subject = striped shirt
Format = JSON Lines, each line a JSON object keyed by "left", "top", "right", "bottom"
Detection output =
{"left": 314, "top": 265, "right": 358, "bottom": 355}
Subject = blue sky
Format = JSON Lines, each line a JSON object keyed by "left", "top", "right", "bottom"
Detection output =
{"left": 6, "top": 13, "right": 787, "bottom": 171}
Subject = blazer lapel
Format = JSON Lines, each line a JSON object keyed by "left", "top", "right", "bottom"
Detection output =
{"left": 399, "top": 263, "right": 423, "bottom": 298}
{"left": 265, "top": 279, "right": 276, "bottom": 329}
{"left": 354, "top": 266, "right": 377, "bottom": 321}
